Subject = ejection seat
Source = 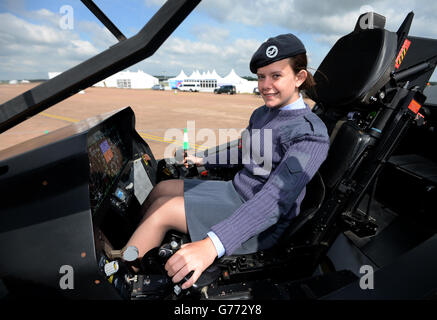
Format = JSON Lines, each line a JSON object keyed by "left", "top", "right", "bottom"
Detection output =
{"left": 247, "top": 12, "right": 398, "bottom": 250}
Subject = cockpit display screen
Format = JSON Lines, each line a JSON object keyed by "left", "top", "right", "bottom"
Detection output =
{"left": 87, "top": 122, "right": 130, "bottom": 213}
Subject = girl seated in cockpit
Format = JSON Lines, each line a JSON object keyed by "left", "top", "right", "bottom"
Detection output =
{"left": 125, "top": 33, "right": 330, "bottom": 289}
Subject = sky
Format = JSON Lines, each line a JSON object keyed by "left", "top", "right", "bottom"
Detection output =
{"left": 1, "top": 0, "right": 437, "bottom": 81}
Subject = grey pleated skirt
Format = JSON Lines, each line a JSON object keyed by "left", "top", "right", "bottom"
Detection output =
{"left": 184, "top": 179, "right": 287, "bottom": 255}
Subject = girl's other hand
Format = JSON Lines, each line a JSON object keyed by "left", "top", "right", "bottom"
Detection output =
{"left": 184, "top": 155, "right": 204, "bottom": 168}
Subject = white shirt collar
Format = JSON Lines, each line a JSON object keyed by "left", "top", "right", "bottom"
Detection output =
{"left": 279, "top": 93, "right": 306, "bottom": 110}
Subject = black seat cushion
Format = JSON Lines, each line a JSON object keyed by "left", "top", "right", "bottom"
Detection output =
{"left": 320, "top": 121, "right": 372, "bottom": 189}
{"left": 313, "top": 28, "right": 397, "bottom": 108}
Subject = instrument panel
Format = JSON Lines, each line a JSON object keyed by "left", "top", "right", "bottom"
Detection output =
{"left": 88, "top": 121, "right": 131, "bottom": 214}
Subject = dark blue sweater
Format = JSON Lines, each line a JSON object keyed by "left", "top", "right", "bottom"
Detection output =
{"left": 204, "top": 105, "right": 329, "bottom": 255}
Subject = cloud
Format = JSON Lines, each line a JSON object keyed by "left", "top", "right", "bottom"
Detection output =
{"left": 0, "top": 12, "right": 64, "bottom": 45}
{"left": 0, "top": 5, "right": 259, "bottom": 80}
{"left": 135, "top": 36, "right": 261, "bottom": 76}
{"left": 76, "top": 20, "right": 118, "bottom": 50}
{"left": 197, "top": 0, "right": 437, "bottom": 42}
{"left": 191, "top": 25, "right": 230, "bottom": 43}
{"left": 0, "top": 11, "right": 100, "bottom": 80}
{"left": 197, "top": 0, "right": 367, "bottom": 36}
{"left": 2, "top": 0, "right": 437, "bottom": 81}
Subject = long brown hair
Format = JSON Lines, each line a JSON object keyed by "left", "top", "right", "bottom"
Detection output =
{"left": 288, "top": 54, "right": 316, "bottom": 94}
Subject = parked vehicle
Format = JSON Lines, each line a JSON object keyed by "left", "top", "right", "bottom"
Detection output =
{"left": 177, "top": 83, "right": 200, "bottom": 92}
{"left": 214, "top": 85, "right": 236, "bottom": 94}
{"left": 152, "top": 84, "right": 165, "bottom": 90}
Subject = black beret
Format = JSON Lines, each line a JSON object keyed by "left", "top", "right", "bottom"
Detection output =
{"left": 249, "top": 33, "right": 306, "bottom": 73}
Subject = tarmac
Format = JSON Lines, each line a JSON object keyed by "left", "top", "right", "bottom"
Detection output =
{"left": 0, "top": 83, "right": 262, "bottom": 160}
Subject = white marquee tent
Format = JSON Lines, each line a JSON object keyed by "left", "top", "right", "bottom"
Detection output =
{"left": 218, "top": 69, "right": 257, "bottom": 93}
{"left": 219, "top": 69, "right": 245, "bottom": 85}
{"left": 168, "top": 68, "right": 257, "bottom": 93}
{"left": 210, "top": 69, "right": 222, "bottom": 81}
{"left": 93, "top": 70, "right": 159, "bottom": 89}
{"left": 48, "top": 72, "right": 61, "bottom": 79}
{"left": 168, "top": 70, "right": 188, "bottom": 82}
{"left": 48, "top": 70, "right": 159, "bottom": 89}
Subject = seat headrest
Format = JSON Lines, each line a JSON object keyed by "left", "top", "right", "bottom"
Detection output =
{"left": 313, "top": 26, "right": 397, "bottom": 109}
{"left": 354, "top": 12, "right": 386, "bottom": 32}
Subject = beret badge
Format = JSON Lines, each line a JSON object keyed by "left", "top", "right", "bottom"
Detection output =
{"left": 266, "top": 45, "right": 278, "bottom": 58}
